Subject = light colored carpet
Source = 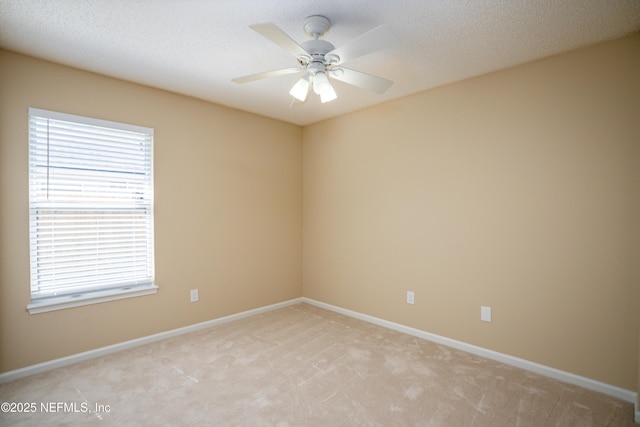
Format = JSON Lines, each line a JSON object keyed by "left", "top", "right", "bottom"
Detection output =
{"left": 0, "top": 303, "right": 634, "bottom": 426}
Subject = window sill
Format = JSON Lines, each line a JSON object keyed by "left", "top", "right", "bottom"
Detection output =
{"left": 27, "top": 284, "right": 159, "bottom": 315}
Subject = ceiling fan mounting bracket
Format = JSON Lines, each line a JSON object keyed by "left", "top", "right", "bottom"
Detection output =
{"left": 297, "top": 55, "right": 311, "bottom": 67}
{"left": 325, "top": 54, "right": 340, "bottom": 64}
{"left": 303, "top": 15, "right": 331, "bottom": 39}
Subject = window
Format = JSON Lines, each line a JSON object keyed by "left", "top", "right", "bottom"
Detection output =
{"left": 27, "top": 108, "right": 157, "bottom": 314}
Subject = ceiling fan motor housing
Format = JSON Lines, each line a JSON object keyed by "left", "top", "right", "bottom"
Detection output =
{"left": 299, "top": 39, "right": 337, "bottom": 67}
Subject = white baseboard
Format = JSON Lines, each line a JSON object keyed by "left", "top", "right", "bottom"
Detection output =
{"left": 0, "top": 297, "right": 303, "bottom": 384}
{"left": 2, "top": 296, "right": 637, "bottom": 421}
{"left": 301, "top": 298, "right": 638, "bottom": 410}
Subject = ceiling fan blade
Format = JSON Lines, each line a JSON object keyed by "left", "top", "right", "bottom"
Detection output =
{"left": 249, "top": 23, "right": 309, "bottom": 58}
{"left": 327, "top": 25, "right": 395, "bottom": 64}
{"left": 330, "top": 68, "right": 393, "bottom": 94}
{"left": 232, "top": 67, "right": 301, "bottom": 84}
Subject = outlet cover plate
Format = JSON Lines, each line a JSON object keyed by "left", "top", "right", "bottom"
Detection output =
{"left": 481, "top": 306, "right": 492, "bottom": 322}
{"left": 406, "top": 291, "right": 415, "bottom": 305}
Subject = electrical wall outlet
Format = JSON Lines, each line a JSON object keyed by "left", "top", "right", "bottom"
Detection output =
{"left": 481, "top": 306, "right": 492, "bottom": 322}
{"left": 190, "top": 289, "right": 199, "bottom": 303}
{"left": 406, "top": 291, "right": 415, "bottom": 305}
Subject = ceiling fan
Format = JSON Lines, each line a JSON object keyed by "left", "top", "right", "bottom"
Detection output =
{"left": 232, "top": 15, "right": 395, "bottom": 104}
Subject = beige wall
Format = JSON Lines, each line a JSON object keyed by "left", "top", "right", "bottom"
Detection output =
{"left": 303, "top": 34, "right": 640, "bottom": 391}
{"left": 1, "top": 33, "right": 639, "bottom": 397}
{"left": 0, "top": 50, "right": 303, "bottom": 372}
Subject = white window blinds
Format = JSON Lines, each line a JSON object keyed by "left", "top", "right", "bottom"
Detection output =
{"left": 28, "top": 108, "right": 154, "bottom": 302}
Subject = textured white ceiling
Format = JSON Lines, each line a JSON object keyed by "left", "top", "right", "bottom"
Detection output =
{"left": 1, "top": 1, "right": 639, "bottom": 126}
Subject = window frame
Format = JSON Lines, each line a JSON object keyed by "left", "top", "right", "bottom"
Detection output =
{"left": 26, "top": 108, "right": 157, "bottom": 314}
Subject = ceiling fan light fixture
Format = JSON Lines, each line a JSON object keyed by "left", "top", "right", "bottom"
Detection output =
{"left": 289, "top": 76, "right": 310, "bottom": 101}
{"left": 320, "top": 84, "right": 337, "bottom": 103}
{"left": 313, "top": 71, "right": 336, "bottom": 102}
